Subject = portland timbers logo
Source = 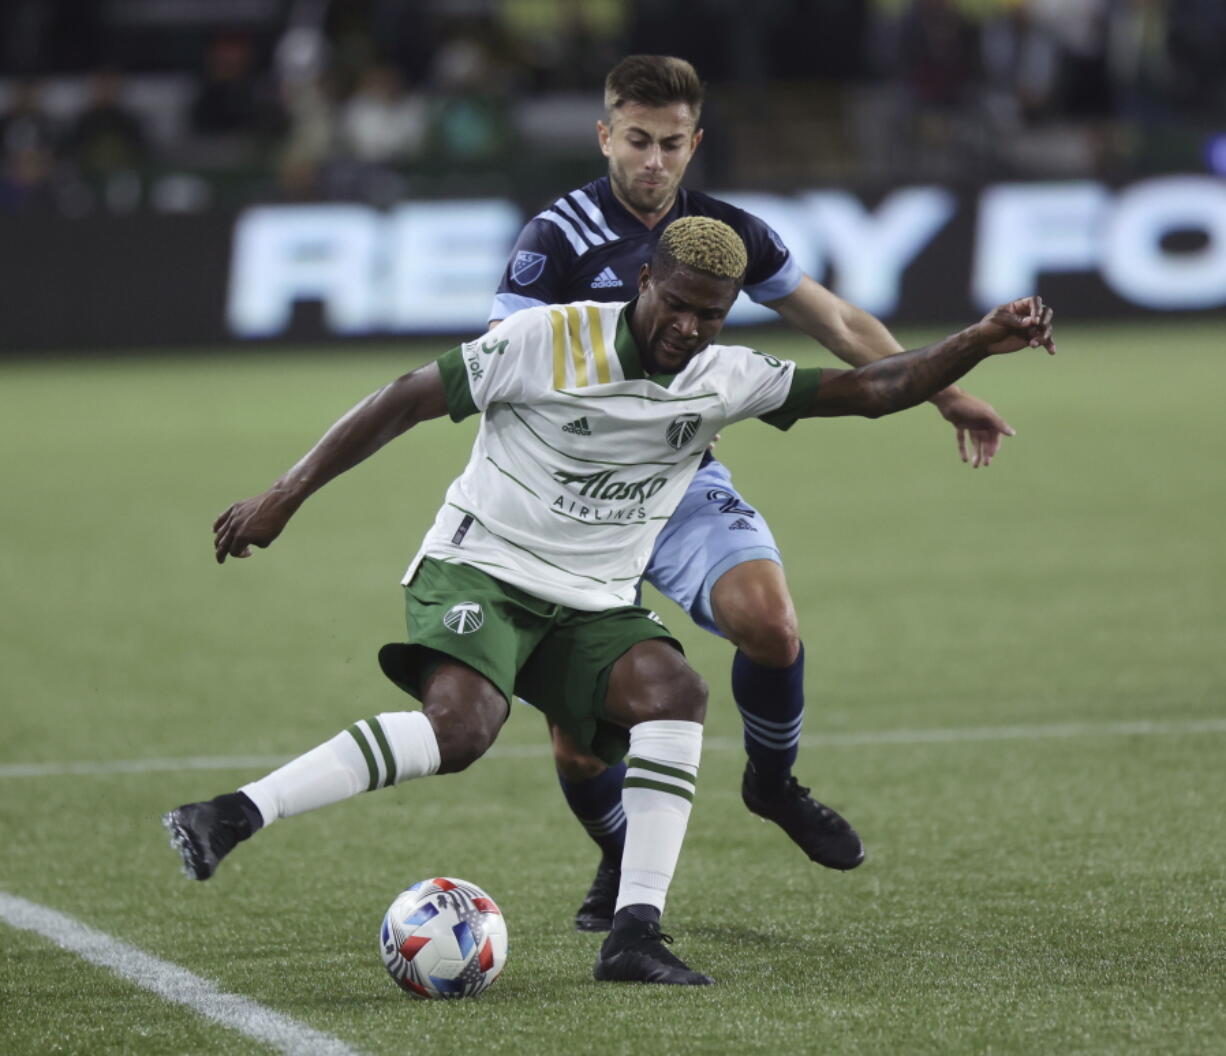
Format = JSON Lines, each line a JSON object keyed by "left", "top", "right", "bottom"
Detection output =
{"left": 443, "top": 602, "right": 484, "bottom": 634}
{"left": 665, "top": 413, "right": 702, "bottom": 450}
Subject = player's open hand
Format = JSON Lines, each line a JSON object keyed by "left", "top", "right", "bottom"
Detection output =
{"left": 212, "top": 490, "right": 296, "bottom": 564}
{"left": 977, "top": 296, "right": 1056, "bottom": 357}
{"left": 934, "top": 391, "right": 1015, "bottom": 468}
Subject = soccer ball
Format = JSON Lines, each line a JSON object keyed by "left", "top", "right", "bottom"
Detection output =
{"left": 379, "top": 877, "right": 508, "bottom": 999}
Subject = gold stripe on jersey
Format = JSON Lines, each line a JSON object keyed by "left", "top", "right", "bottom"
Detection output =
{"left": 550, "top": 306, "right": 612, "bottom": 389}
{"left": 585, "top": 304, "right": 612, "bottom": 384}
{"left": 550, "top": 309, "right": 567, "bottom": 388}
{"left": 564, "top": 306, "right": 588, "bottom": 387}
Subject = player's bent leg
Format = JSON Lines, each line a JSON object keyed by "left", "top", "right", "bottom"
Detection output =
{"left": 593, "top": 642, "right": 713, "bottom": 985}
{"left": 546, "top": 719, "right": 627, "bottom": 932}
{"left": 420, "top": 660, "right": 510, "bottom": 774}
{"left": 163, "top": 662, "right": 506, "bottom": 881}
{"left": 711, "top": 560, "right": 865, "bottom": 871}
{"left": 710, "top": 557, "right": 800, "bottom": 667}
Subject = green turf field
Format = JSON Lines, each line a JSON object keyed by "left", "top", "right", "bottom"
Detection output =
{"left": 2, "top": 318, "right": 1223, "bottom": 1055}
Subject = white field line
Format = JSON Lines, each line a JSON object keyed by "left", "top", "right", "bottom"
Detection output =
{"left": 0, "top": 892, "right": 363, "bottom": 1056}
{"left": 2, "top": 717, "right": 1225, "bottom": 779}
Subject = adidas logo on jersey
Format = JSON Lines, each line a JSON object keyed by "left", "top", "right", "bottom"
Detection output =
{"left": 728, "top": 518, "right": 757, "bottom": 531}
{"left": 590, "top": 267, "right": 623, "bottom": 289}
{"left": 562, "top": 417, "right": 592, "bottom": 436}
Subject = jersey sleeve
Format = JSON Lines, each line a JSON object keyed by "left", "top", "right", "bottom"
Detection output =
{"left": 488, "top": 217, "right": 575, "bottom": 323}
{"left": 716, "top": 346, "right": 803, "bottom": 425}
{"left": 758, "top": 367, "right": 823, "bottom": 431}
{"left": 435, "top": 310, "right": 553, "bottom": 422}
{"left": 736, "top": 210, "right": 803, "bottom": 305}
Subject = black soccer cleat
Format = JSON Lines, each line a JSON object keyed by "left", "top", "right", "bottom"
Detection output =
{"left": 741, "top": 764, "right": 865, "bottom": 870}
{"left": 161, "top": 794, "right": 253, "bottom": 881}
{"left": 594, "top": 917, "right": 714, "bottom": 986}
{"left": 574, "top": 856, "right": 620, "bottom": 932}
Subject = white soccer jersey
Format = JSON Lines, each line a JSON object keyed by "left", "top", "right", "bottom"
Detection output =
{"left": 405, "top": 301, "right": 819, "bottom": 611}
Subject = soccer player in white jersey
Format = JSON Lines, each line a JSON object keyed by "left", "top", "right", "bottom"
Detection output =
{"left": 491, "top": 55, "right": 1022, "bottom": 931}
{"left": 165, "top": 216, "right": 1055, "bottom": 986}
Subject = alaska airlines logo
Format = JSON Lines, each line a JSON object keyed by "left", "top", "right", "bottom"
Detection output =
{"left": 552, "top": 468, "right": 668, "bottom": 501}
{"left": 666, "top": 414, "right": 702, "bottom": 450}
{"left": 443, "top": 602, "right": 484, "bottom": 634}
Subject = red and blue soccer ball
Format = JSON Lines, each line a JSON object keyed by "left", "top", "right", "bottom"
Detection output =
{"left": 380, "top": 877, "right": 508, "bottom": 999}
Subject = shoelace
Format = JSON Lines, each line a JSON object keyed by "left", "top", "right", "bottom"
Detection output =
{"left": 782, "top": 778, "right": 840, "bottom": 823}
{"left": 638, "top": 922, "right": 675, "bottom": 946}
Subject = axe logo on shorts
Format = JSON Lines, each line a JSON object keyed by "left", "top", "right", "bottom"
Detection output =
{"left": 443, "top": 601, "right": 484, "bottom": 634}
{"left": 665, "top": 413, "right": 702, "bottom": 450}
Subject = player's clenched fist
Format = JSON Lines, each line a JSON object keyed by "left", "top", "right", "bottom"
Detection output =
{"left": 976, "top": 296, "right": 1056, "bottom": 357}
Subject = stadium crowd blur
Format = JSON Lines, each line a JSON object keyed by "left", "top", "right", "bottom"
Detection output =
{"left": 1, "top": 0, "right": 1223, "bottom": 216}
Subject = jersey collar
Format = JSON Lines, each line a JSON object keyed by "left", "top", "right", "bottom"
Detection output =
{"left": 615, "top": 299, "right": 683, "bottom": 388}
{"left": 598, "top": 176, "right": 687, "bottom": 237}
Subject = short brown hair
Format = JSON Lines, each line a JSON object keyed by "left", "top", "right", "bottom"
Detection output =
{"left": 653, "top": 216, "right": 747, "bottom": 285}
{"left": 604, "top": 55, "right": 704, "bottom": 122}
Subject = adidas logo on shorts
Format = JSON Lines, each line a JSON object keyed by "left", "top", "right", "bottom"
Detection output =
{"left": 590, "top": 267, "right": 623, "bottom": 289}
{"left": 562, "top": 417, "right": 592, "bottom": 436}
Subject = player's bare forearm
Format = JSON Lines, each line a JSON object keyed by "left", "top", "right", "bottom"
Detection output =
{"left": 809, "top": 327, "right": 989, "bottom": 419}
{"left": 213, "top": 363, "right": 447, "bottom": 563}
{"left": 803, "top": 297, "right": 1055, "bottom": 421}
{"left": 771, "top": 276, "right": 970, "bottom": 408}
{"left": 278, "top": 365, "right": 446, "bottom": 498}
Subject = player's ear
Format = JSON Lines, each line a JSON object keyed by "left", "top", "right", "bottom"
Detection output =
{"left": 638, "top": 263, "right": 651, "bottom": 294}
{"left": 691, "top": 127, "right": 704, "bottom": 151}
{"left": 597, "top": 120, "right": 611, "bottom": 156}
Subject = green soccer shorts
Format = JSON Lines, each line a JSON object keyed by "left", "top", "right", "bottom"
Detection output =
{"left": 377, "top": 557, "right": 682, "bottom": 765}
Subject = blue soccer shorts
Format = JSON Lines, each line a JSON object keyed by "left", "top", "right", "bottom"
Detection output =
{"left": 643, "top": 457, "right": 781, "bottom": 636}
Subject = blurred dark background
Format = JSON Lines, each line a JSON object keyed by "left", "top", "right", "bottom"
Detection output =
{"left": 1, "top": 0, "right": 1223, "bottom": 351}
{"left": 3, "top": 0, "right": 1223, "bottom": 215}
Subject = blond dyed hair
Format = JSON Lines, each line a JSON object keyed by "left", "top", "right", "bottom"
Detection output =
{"left": 653, "top": 216, "right": 747, "bottom": 284}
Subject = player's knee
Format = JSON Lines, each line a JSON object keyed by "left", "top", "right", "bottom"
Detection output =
{"left": 606, "top": 641, "right": 707, "bottom": 726}
{"left": 552, "top": 743, "right": 608, "bottom": 782}
{"left": 734, "top": 612, "right": 800, "bottom": 668}
{"left": 711, "top": 561, "right": 800, "bottom": 666}
{"left": 648, "top": 663, "right": 708, "bottom": 725}
{"left": 429, "top": 704, "right": 501, "bottom": 773}
{"left": 422, "top": 673, "right": 507, "bottom": 774}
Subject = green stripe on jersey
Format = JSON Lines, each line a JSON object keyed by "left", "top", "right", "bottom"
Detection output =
{"left": 484, "top": 456, "right": 541, "bottom": 497}
{"left": 555, "top": 389, "right": 717, "bottom": 405}
{"left": 627, "top": 756, "right": 697, "bottom": 786}
{"left": 445, "top": 504, "right": 609, "bottom": 584}
{"left": 508, "top": 406, "right": 680, "bottom": 468}
{"left": 624, "top": 776, "right": 695, "bottom": 802}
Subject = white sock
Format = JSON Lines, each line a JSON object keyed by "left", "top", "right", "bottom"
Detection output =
{"left": 616, "top": 719, "right": 703, "bottom": 916}
{"left": 240, "top": 711, "right": 440, "bottom": 827}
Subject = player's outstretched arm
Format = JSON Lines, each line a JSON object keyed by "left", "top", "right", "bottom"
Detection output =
{"left": 770, "top": 276, "right": 1017, "bottom": 466}
{"left": 800, "top": 297, "right": 1055, "bottom": 421}
{"left": 213, "top": 363, "right": 448, "bottom": 564}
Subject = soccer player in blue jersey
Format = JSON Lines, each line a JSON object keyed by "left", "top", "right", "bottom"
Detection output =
{"left": 491, "top": 55, "right": 1020, "bottom": 931}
